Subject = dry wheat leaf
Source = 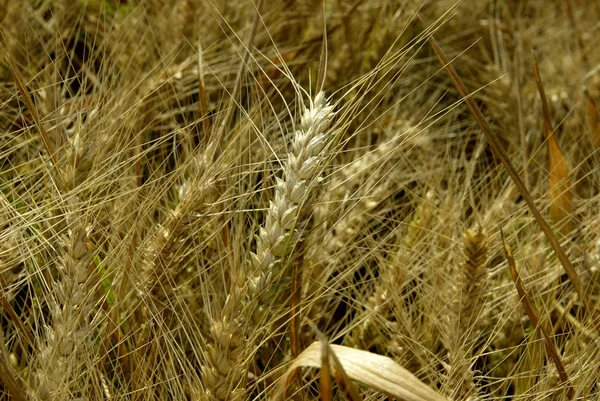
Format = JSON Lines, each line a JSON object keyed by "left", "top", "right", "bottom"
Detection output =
{"left": 273, "top": 342, "right": 448, "bottom": 401}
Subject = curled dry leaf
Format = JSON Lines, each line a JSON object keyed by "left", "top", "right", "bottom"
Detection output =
{"left": 586, "top": 94, "right": 600, "bottom": 148}
{"left": 532, "top": 55, "right": 573, "bottom": 231}
{"left": 500, "top": 228, "right": 574, "bottom": 400}
{"left": 272, "top": 342, "right": 448, "bottom": 401}
{"left": 547, "top": 137, "right": 573, "bottom": 230}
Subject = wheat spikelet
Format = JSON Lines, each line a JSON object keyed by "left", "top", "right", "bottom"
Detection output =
{"left": 62, "top": 119, "right": 96, "bottom": 191}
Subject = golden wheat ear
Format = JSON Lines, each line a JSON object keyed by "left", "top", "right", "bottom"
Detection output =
{"left": 248, "top": 91, "right": 335, "bottom": 304}
{"left": 200, "top": 91, "right": 336, "bottom": 401}
{"left": 460, "top": 225, "right": 488, "bottom": 334}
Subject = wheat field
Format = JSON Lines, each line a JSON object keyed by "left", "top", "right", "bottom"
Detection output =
{"left": 0, "top": 0, "right": 599, "bottom": 400}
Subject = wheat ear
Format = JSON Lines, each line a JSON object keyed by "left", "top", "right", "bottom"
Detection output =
{"left": 135, "top": 143, "right": 218, "bottom": 400}
{"left": 306, "top": 125, "right": 427, "bottom": 329}
{"left": 200, "top": 288, "right": 247, "bottom": 401}
{"left": 248, "top": 91, "right": 334, "bottom": 305}
{"left": 34, "top": 127, "right": 99, "bottom": 400}
{"left": 200, "top": 92, "right": 335, "bottom": 401}
{"left": 347, "top": 191, "right": 435, "bottom": 351}
{"left": 140, "top": 142, "right": 217, "bottom": 300}
{"left": 443, "top": 225, "right": 488, "bottom": 401}
{"left": 459, "top": 225, "right": 488, "bottom": 335}
{"left": 35, "top": 210, "right": 93, "bottom": 401}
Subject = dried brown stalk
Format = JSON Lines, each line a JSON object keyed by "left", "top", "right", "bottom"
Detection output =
{"left": 500, "top": 228, "right": 574, "bottom": 400}
{"left": 320, "top": 331, "right": 334, "bottom": 401}
{"left": 423, "top": 22, "right": 586, "bottom": 308}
